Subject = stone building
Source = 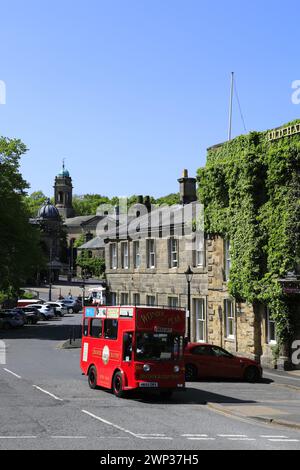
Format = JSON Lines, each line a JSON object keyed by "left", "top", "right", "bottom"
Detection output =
{"left": 205, "top": 235, "right": 276, "bottom": 367}
{"left": 104, "top": 171, "right": 208, "bottom": 342}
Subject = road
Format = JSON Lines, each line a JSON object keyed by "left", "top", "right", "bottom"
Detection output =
{"left": 1, "top": 314, "right": 300, "bottom": 451}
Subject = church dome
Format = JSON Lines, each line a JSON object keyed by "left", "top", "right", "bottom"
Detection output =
{"left": 38, "top": 199, "right": 60, "bottom": 220}
{"left": 57, "top": 161, "right": 70, "bottom": 178}
{"left": 58, "top": 168, "right": 70, "bottom": 177}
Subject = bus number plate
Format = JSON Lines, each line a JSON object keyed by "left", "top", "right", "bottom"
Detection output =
{"left": 139, "top": 382, "right": 158, "bottom": 388}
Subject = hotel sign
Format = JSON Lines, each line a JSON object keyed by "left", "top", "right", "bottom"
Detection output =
{"left": 268, "top": 123, "right": 300, "bottom": 141}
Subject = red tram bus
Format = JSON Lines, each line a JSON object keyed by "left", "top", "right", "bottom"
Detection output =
{"left": 80, "top": 305, "right": 186, "bottom": 398}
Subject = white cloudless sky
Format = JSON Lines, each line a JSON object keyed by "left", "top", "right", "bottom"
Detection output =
{"left": 0, "top": 0, "right": 299, "bottom": 198}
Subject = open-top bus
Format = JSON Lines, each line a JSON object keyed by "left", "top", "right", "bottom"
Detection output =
{"left": 80, "top": 305, "right": 186, "bottom": 398}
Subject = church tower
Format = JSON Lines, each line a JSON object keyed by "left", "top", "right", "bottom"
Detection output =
{"left": 54, "top": 161, "right": 75, "bottom": 219}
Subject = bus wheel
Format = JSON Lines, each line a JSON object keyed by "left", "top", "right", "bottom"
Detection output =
{"left": 88, "top": 366, "right": 98, "bottom": 389}
{"left": 112, "top": 372, "right": 126, "bottom": 398}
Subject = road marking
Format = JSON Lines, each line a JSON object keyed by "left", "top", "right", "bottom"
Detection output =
{"left": 32, "top": 385, "right": 63, "bottom": 401}
{"left": 227, "top": 438, "right": 256, "bottom": 441}
{"left": 136, "top": 436, "right": 173, "bottom": 440}
{"left": 187, "top": 437, "right": 215, "bottom": 441}
{"left": 50, "top": 436, "right": 86, "bottom": 439}
{"left": 218, "top": 434, "right": 247, "bottom": 437}
{"left": 82, "top": 410, "right": 173, "bottom": 441}
{"left": 261, "top": 435, "right": 288, "bottom": 438}
{"left": 268, "top": 439, "right": 299, "bottom": 442}
{"left": 0, "top": 436, "right": 37, "bottom": 439}
{"left": 82, "top": 410, "right": 140, "bottom": 438}
{"left": 3, "top": 368, "right": 22, "bottom": 379}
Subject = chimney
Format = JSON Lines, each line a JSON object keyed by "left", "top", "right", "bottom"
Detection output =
{"left": 144, "top": 196, "right": 151, "bottom": 213}
{"left": 178, "top": 169, "right": 197, "bottom": 205}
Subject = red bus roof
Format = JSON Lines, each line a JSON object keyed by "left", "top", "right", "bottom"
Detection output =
{"left": 83, "top": 305, "right": 186, "bottom": 334}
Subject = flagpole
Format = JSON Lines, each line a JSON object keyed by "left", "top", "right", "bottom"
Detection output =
{"left": 228, "top": 72, "right": 234, "bottom": 141}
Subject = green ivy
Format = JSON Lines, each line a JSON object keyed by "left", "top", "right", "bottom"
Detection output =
{"left": 197, "top": 120, "right": 300, "bottom": 346}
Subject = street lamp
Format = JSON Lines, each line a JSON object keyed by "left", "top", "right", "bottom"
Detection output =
{"left": 48, "top": 240, "right": 53, "bottom": 301}
{"left": 185, "top": 266, "right": 194, "bottom": 341}
{"left": 81, "top": 268, "right": 89, "bottom": 311}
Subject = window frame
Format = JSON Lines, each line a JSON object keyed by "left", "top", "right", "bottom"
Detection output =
{"left": 90, "top": 318, "right": 103, "bottom": 338}
{"left": 147, "top": 239, "right": 156, "bottom": 269}
{"left": 168, "top": 297, "right": 179, "bottom": 308}
{"left": 266, "top": 307, "right": 277, "bottom": 345}
{"left": 133, "top": 240, "right": 141, "bottom": 269}
{"left": 110, "top": 243, "right": 118, "bottom": 269}
{"left": 169, "top": 238, "right": 178, "bottom": 268}
{"left": 104, "top": 319, "right": 118, "bottom": 340}
{"left": 146, "top": 295, "right": 156, "bottom": 306}
{"left": 224, "top": 299, "right": 235, "bottom": 340}
{"left": 193, "top": 298, "right": 206, "bottom": 343}
{"left": 121, "top": 242, "right": 129, "bottom": 269}
{"left": 224, "top": 239, "right": 231, "bottom": 281}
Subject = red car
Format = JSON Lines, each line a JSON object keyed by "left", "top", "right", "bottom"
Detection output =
{"left": 184, "top": 343, "right": 262, "bottom": 383}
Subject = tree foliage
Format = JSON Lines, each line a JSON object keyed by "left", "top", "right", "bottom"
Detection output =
{"left": 24, "top": 191, "right": 47, "bottom": 217}
{"left": 198, "top": 121, "right": 300, "bottom": 345}
{"left": 0, "top": 137, "right": 45, "bottom": 301}
{"left": 76, "top": 251, "right": 105, "bottom": 278}
{"left": 72, "top": 193, "right": 180, "bottom": 216}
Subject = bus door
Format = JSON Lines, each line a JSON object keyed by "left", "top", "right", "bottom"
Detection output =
{"left": 122, "top": 332, "right": 134, "bottom": 386}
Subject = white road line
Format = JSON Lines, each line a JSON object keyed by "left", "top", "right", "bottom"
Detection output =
{"left": 218, "top": 434, "right": 247, "bottom": 437}
{"left": 82, "top": 409, "right": 140, "bottom": 438}
{"left": 261, "top": 435, "right": 288, "bottom": 438}
{"left": 3, "top": 368, "right": 21, "bottom": 379}
{"left": 136, "top": 436, "right": 173, "bottom": 440}
{"left": 268, "top": 439, "right": 299, "bottom": 443}
{"left": 228, "top": 438, "right": 256, "bottom": 441}
{"left": 32, "top": 385, "right": 63, "bottom": 401}
{"left": 0, "top": 436, "right": 37, "bottom": 439}
{"left": 50, "top": 436, "right": 86, "bottom": 439}
{"left": 187, "top": 438, "right": 215, "bottom": 441}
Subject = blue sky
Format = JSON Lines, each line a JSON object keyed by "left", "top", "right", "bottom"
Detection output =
{"left": 0, "top": 0, "right": 299, "bottom": 198}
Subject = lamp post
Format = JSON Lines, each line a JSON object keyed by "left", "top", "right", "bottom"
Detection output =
{"left": 81, "top": 268, "right": 89, "bottom": 311}
{"left": 185, "top": 266, "right": 194, "bottom": 341}
{"left": 48, "top": 241, "right": 53, "bottom": 301}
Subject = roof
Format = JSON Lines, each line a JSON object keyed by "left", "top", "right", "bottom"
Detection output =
{"left": 78, "top": 236, "right": 105, "bottom": 250}
{"left": 64, "top": 215, "right": 95, "bottom": 227}
{"left": 104, "top": 203, "right": 200, "bottom": 241}
{"left": 37, "top": 199, "right": 60, "bottom": 220}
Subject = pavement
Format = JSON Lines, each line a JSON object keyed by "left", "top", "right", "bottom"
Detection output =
{"left": 1, "top": 313, "right": 300, "bottom": 450}
{"left": 202, "top": 368, "right": 300, "bottom": 430}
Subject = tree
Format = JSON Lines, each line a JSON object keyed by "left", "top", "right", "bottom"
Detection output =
{"left": 76, "top": 251, "right": 105, "bottom": 278}
{"left": 0, "top": 137, "right": 45, "bottom": 299}
{"left": 24, "top": 191, "right": 47, "bottom": 217}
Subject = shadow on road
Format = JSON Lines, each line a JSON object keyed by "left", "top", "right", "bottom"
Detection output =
{"left": 116, "top": 386, "right": 259, "bottom": 406}
{"left": 0, "top": 318, "right": 82, "bottom": 342}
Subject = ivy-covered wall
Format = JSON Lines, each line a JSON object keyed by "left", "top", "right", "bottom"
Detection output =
{"left": 197, "top": 120, "right": 300, "bottom": 346}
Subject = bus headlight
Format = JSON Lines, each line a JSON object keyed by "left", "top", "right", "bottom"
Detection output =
{"left": 143, "top": 364, "right": 151, "bottom": 372}
{"left": 174, "top": 365, "right": 180, "bottom": 373}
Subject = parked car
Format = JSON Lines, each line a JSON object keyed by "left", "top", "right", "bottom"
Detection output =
{"left": 45, "top": 302, "right": 68, "bottom": 317}
{"left": 17, "top": 299, "right": 45, "bottom": 308}
{"left": 0, "top": 310, "right": 25, "bottom": 329}
{"left": 61, "top": 299, "right": 81, "bottom": 313}
{"left": 184, "top": 343, "right": 262, "bottom": 383}
{"left": 25, "top": 304, "right": 55, "bottom": 321}
{"left": 11, "top": 307, "right": 40, "bottom": 325}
